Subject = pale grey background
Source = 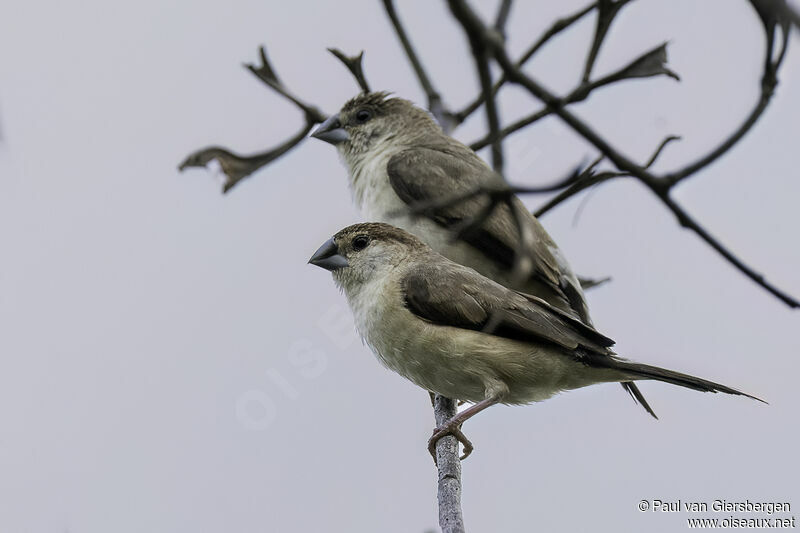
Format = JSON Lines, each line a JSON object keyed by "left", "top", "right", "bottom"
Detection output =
{"left": 1, "top": 1, "right": 798, "bottom": 532}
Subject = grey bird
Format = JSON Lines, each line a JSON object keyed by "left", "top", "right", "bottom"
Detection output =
{"left": 309, "top": 223, "right": 763, "bottom": 461}
{"left": 311, "top": 91, "right": 653, "bottom": 415}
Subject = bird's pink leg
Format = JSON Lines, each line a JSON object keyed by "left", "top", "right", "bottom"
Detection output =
{"left": 428, "top": 395, "right": 501, "bottom": 462}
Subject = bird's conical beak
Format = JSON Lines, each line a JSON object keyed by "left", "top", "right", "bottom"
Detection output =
{"left": 308, "top": 237, "right": 349, "bottom": 271}
{"left": 311, "top": 114, "right": 349, "bottom": 145}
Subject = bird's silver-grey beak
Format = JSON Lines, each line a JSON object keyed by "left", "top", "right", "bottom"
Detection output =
{"left": 308, "top": 238, "right": 349, "bottom": 271}
{"left": 311, "top": 114, "right": 349, "bottom": 145}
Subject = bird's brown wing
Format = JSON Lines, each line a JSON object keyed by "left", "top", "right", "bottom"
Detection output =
{"left": 387, "top": 145, "right": 589, "bottom": 321}
{"left": 401, "top": 260, "right": 614, "bottom": 354}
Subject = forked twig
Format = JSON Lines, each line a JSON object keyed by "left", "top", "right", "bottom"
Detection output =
{"left": 328, "top": 48, "right": 371, "bottom": 93}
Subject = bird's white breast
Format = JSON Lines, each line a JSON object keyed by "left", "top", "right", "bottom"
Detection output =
{"left": 343, "top": 273, "right": 490, "bottom": 402}
{"left": 347, "top": 143, "right": 406, "bottom": 218}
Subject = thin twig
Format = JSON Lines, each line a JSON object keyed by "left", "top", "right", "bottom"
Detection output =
{"left": 382, "top": 0, "right": 454, "bottom": 132}
{"left": 462, "top": 18, "right": 505, "bottom": 172}
{"left": 327, "top": 48, "right": 371, "bottom": 93}
{"left": 477, "top": 52, "right": 504, "bottom": 173}
{"left": 244, "top": 46, "right": 326, "bottom": 123}
{"left": 471, "top": 42, "right": 680, "bottom": 150}
{"left": 178, "top": 121, "right": 315, "bottom": 193}
{"left": 533, "top": 169, "right": 626, "bottom": 217}
{"left": 179, "top": 45, "right": 327, "bottom": 192}
{"left": 534, "top": 135, "right": 675, "bottom": 216}
{"left": 578, "top": 276, "right": 612, "bottom": 290}
{"left": 534, "top": 135, "right": 676, "bottom": 216}
{"left": 644, "top": 135, "right": 681, "bottom": 169}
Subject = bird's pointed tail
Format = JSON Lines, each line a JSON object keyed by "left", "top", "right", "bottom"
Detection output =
{"left": 590, "top": 355, "right": 765, "bottom": 406}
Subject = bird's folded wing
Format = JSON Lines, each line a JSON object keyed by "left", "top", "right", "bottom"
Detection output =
{"left": 387, "top": 146, "right": 563, "bottom": 286}
{"left": 401, "top": 262, "right": 614, "bottom": 353}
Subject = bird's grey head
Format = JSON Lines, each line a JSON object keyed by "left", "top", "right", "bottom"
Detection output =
{"left": 308, "top": 222, "right": 427, "bottom": 289}
{"left": 310, "top": 92, "right": 440, "bottom": 159}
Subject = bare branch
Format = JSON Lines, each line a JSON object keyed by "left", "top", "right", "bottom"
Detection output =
{"left": 644, "top": 135, "right": 681, "bottom": 169}
{"left": 455, "top": 1, "right": 597, "bottom": 124}
{"left": 533, "top": 170, "right": 626, "bottom": 217}
{"left": 460, "top": 16, "right": 505, "bottom": 172}
{"left": 470, "top": 107, "right": 547, "bottom": 151}
{"left": 653, "top": 191, "right": 799, "bottom": 308}
{"left": 381, "top": 0, "right": 455, "bottom": 132}
{"left": 179, "top": 44, "right": 330, "bottom": 193}
{"left": 433, "top": 395, "right": 466, "bottom": 533}
{"left": 244, "top": 46, "right": 326, "bottom": 123}
{"left": 178, "top": 121, "right": 314, "bottom": 194}
{"left": 476, "top": 52, "right": 504, "bottom": 173}
{"left": 514, "top": 163, "right": 589, "bottom": 193}
{"left": 591, "top": 42, "right": 680, "bottom": 85}
{"left": 581, "top": 0, "right": 635, "bottom": 82}
{"left": 534, "top": 143, "right": 798, "bottom": 308}
{"left": 534, "top": 136, "right": 677, "bottom": 216}
{"left": 327, "top": 48, "right": 371, "bottom": 93}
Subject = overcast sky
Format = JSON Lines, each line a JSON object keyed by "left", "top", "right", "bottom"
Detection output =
{"left": 1, "top": 1, "right": 798, "bottom": 532}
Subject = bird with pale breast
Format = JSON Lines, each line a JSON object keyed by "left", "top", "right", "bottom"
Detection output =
{"left": 309, "top": 223, "right": 763, "bottom": 461}
{"left": 311, "top": 91, "right": 653, "bottom": 414}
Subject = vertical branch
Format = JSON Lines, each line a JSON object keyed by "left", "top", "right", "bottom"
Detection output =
{"left": 382, "top": 0, "right": 454, "bottom": 132}
{"left": 327, "top": 48, "right": 371, "bottom": 93}
{"left": 456, "top": 3, "right": 506, "bottom": 172}
{"left": 473, "top": 48, "right": 504, "bottom": 173}
{"left": 433, "top": 395, "right": 466, "bottom": 533}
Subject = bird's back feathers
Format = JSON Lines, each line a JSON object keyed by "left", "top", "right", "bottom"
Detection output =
{"left": 387, "top": 144, "right": 591, "bottom": 323}
{"left": 402, "top": 258, "right": 614, "bottom": 354}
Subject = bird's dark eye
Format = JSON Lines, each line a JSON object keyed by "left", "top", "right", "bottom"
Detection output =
{"left": 355, "top": 109, "right": 372, "bottom": 123}
{"left": 352, "top": 235, "right": 370, "bottom": 251}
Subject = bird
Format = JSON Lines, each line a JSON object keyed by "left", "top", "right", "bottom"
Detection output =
{"left": 311, "top": 91, "right": 653, "bottom": 415}
{"left": 308, "top": 222, "right": 763, "bottom": 461}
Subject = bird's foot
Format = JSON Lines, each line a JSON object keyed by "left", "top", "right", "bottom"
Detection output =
{"left": 428, "top": 422, "right": 474, "bottom": 464}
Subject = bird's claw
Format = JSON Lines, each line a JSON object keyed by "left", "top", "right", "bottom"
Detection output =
{"left": 428, "top": 423, "right": 474, "bottom": 464}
